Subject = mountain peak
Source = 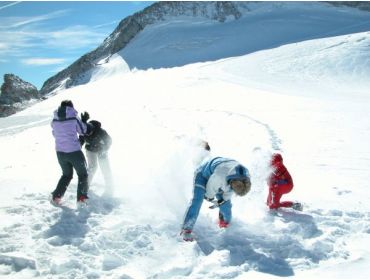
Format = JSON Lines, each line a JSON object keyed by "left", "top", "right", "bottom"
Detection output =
{"left": 0, "top": 74, "right": 40, "bottom": 117}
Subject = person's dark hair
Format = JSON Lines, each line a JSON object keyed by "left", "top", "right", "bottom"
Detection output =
{"left": 60, "top": 100, "right": 73, "bottom": 108}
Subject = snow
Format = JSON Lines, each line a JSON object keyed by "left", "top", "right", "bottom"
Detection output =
{"left": 119, "top": 2, "right": 370, "bottom": 70}
{"left": 1, "top": 2, "right": 370, "bottom": 279}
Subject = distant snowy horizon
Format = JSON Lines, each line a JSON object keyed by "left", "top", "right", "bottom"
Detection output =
{"left": 1, "top": 2, "right": 370, "bottom": 279}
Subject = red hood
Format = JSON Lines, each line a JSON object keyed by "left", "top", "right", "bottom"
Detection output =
{"left": 271, "top": 153, "right": 283, "bottom": 166}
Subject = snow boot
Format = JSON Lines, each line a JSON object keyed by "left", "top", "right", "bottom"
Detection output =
{"left": 292, "top": 202, "right": 303, "bottom": 211}
{"left": 50, "top": 195, "right": 62, "bottom": 206}
{"left": 181, "top": 229, "right": 194, "bottom": 242}
{"left": 218, "top": 213, "right": 229, "bottom": 228}
{"left": 77, "top": 194, "right": 89, "bottom": 208}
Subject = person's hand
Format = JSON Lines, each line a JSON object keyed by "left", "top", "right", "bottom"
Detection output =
{"left": 204, "top": 196, "right": 214, "bottom": 202}
{"left": 78, "top": 135, "right": 85, "bottom": 146}
{"left": 209, "top": 199, "right": 225, "bottom": 209}
{"left": 80, "top": 111, "right": 90, "bottom": 123}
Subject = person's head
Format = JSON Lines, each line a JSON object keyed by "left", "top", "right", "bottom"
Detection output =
{"left": 203, "top": 141, "right": 211, "bottom": 151}
{"left": 271, "top": 153, "right": 283, "bottom": 166}
{"left": 60, "top": 100, "right": 73, "bottom": 108}
{"left": 230, "top": 178, "right": 251, "bottom": 196}
{"left": 87, "top": 120, "right": 101, "bottom": 135}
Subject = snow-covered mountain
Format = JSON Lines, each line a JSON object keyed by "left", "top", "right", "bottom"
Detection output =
{"left": 40, "top": 1, "right": 370, "bottom": 95}
{"left": 1, "top": 2, "right": 370, "bottom": 279}
{"left": 0, "top": 74, "right": 40, "bottom": 117}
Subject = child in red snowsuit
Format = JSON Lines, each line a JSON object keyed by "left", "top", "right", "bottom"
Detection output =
{"left": 267, "top": 153, "right": 302, "bottom": 210}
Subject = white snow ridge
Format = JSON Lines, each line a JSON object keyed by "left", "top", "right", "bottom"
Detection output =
{"left": 1, "top": 2, "right": 370, "bottom": 279}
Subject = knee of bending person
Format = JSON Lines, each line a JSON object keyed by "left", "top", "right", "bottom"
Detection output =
{"left": 77, "top": 172, "right": 88, "bottom": 180}
{"left": 279, "top": 183, "right": 293, "bottom": 194}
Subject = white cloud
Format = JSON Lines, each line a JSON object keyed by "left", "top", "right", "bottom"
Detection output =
{"left": 0, "top": 1, "right": 21, "bottom": 11}
{"left": 21, "top": 58, "right": 66, "bottom": 66}
{"left": 44, "top": 26, "right": 107, "bottom": 50}
{"left": 0, "top": 25, "right": 107, "bottom": 58}
{"left": 0, "top": 42, "right": 8, "bottom": 50}
{"left": 93, "top": 20, "right": 119, "bottom": 29}
{"left": 0, "top": 10, "right": 69, "bottom": 29}
{"left": 0, "top": 10, "right": 112, "bottom": 62}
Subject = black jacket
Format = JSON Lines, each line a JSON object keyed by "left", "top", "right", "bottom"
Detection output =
{"left": 81, "top": 121, "right": 112, "bottom": 153}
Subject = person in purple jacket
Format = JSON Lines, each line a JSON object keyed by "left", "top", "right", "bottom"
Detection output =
{"left": 50, "top": 100, "right": 92, "bottom": 205}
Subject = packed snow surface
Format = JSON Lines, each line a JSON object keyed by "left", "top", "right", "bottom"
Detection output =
{"left": 1, "top": 2, "right": 370, "bottom": 279}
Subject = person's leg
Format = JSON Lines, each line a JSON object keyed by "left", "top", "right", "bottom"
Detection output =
{"left": 98, "top": 153, "right": 114, "bottom": 189}
{"left": 182, "top": 186, "right": 205, "bottom": 230}
{"left": 69, "top": 150, "right": 89, "bottom": 199}
{"left": 182, "top": 171, "right": 207, "bottom": 231}
{"left": 269, "top": 184, "right": 293, "bottom": 209}
{"left": 218, "top": 200, "right": 232, "bottom": 227}
{"left": 277, "top": 183, "right": 294, "bottom": 207}
{"left": 86, "top": 150, "right": 98, "bottom": 185}
{"left": 52, "top": 152, "right": 73, "bottom": 198}
{"left": 216, "top": 193, "right": 232, "bottom": 221}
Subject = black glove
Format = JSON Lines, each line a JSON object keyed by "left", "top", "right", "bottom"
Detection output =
{"left": 209, "top": 199, "right": 226, "bottom": 209}
{"left": 79, "top": 135, "right": 85, "bottom": 146}
{"left": 204, "top": 196, "right": 214, "bottom": 202}
{"left": 80, "top": 111, "right": 90, "bottom": 123}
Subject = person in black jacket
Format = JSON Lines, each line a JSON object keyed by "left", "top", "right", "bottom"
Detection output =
{"left": 80, "top": 120, "right": 113, "bottom": 194}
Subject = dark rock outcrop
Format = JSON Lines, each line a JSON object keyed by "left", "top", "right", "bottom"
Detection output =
{"left": 0, "top": 74, "right": 40, "bottom": 117}
{"left": 326, "top": 1, "right": 370, "bottom": 11}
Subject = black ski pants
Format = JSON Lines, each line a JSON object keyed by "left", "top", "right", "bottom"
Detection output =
{"left": 52, "top": 150, "right": 89, "bottom": 200}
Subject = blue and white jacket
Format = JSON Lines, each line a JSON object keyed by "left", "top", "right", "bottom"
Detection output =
{"left": 196, "top": 157, "right": 250, "bottom": 201}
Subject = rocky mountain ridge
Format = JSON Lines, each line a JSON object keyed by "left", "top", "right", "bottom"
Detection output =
{"left": 39, "top": 1, "right": 250, "bottom": 95}
{"left": 0, "top": 74, "right": 40, "bottom": 117}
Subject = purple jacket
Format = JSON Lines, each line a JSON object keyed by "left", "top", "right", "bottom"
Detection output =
{"left": 51, "top": 106, "right": 88, "bottom": 153}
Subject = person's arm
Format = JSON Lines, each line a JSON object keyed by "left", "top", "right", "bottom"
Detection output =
{"left": 102, "top": 130, "right": 112, "bottom": 150}
{"left": 76, "top": 111, "right": 90, "bottom": 135}
{"left": 76, "top": 117, "right": 88, "bottom": 135}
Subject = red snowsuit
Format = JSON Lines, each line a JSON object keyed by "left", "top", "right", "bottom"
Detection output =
{"left": 267, "top": 153, "right": 294, "bottom": 209}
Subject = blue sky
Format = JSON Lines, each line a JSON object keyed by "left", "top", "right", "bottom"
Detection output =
{"left": 0, "top": 1, "right": 153, "bottom": 89}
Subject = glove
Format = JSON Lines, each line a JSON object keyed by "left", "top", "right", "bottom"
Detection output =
{"left": 80, "top": 111, "right": 90, "bottom": 123}
{"left": 180, "top": 229, "right": 194, "bottom": 242}
{"left": 209, "top": 199, "right": 226, "bottom": 209}
{"left": 204, "top": 196, "right": 214, "bottom": 202}
{"left": 78, "top": 135, "right": 85, "bottom": 146}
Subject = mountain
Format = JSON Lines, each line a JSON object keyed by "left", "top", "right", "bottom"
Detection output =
{"left": 39, "top": 1, "right": 370, "bottom": 96}
{"left": 0, "top": 74, "right": 40, "bottom": 117}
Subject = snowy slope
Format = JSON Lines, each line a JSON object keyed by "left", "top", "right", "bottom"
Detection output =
{"left": 1, "top": 6, "right": 370, "bottom": 280}
{"left": 119, "top": 2, "right": 370, "bottom": 70}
